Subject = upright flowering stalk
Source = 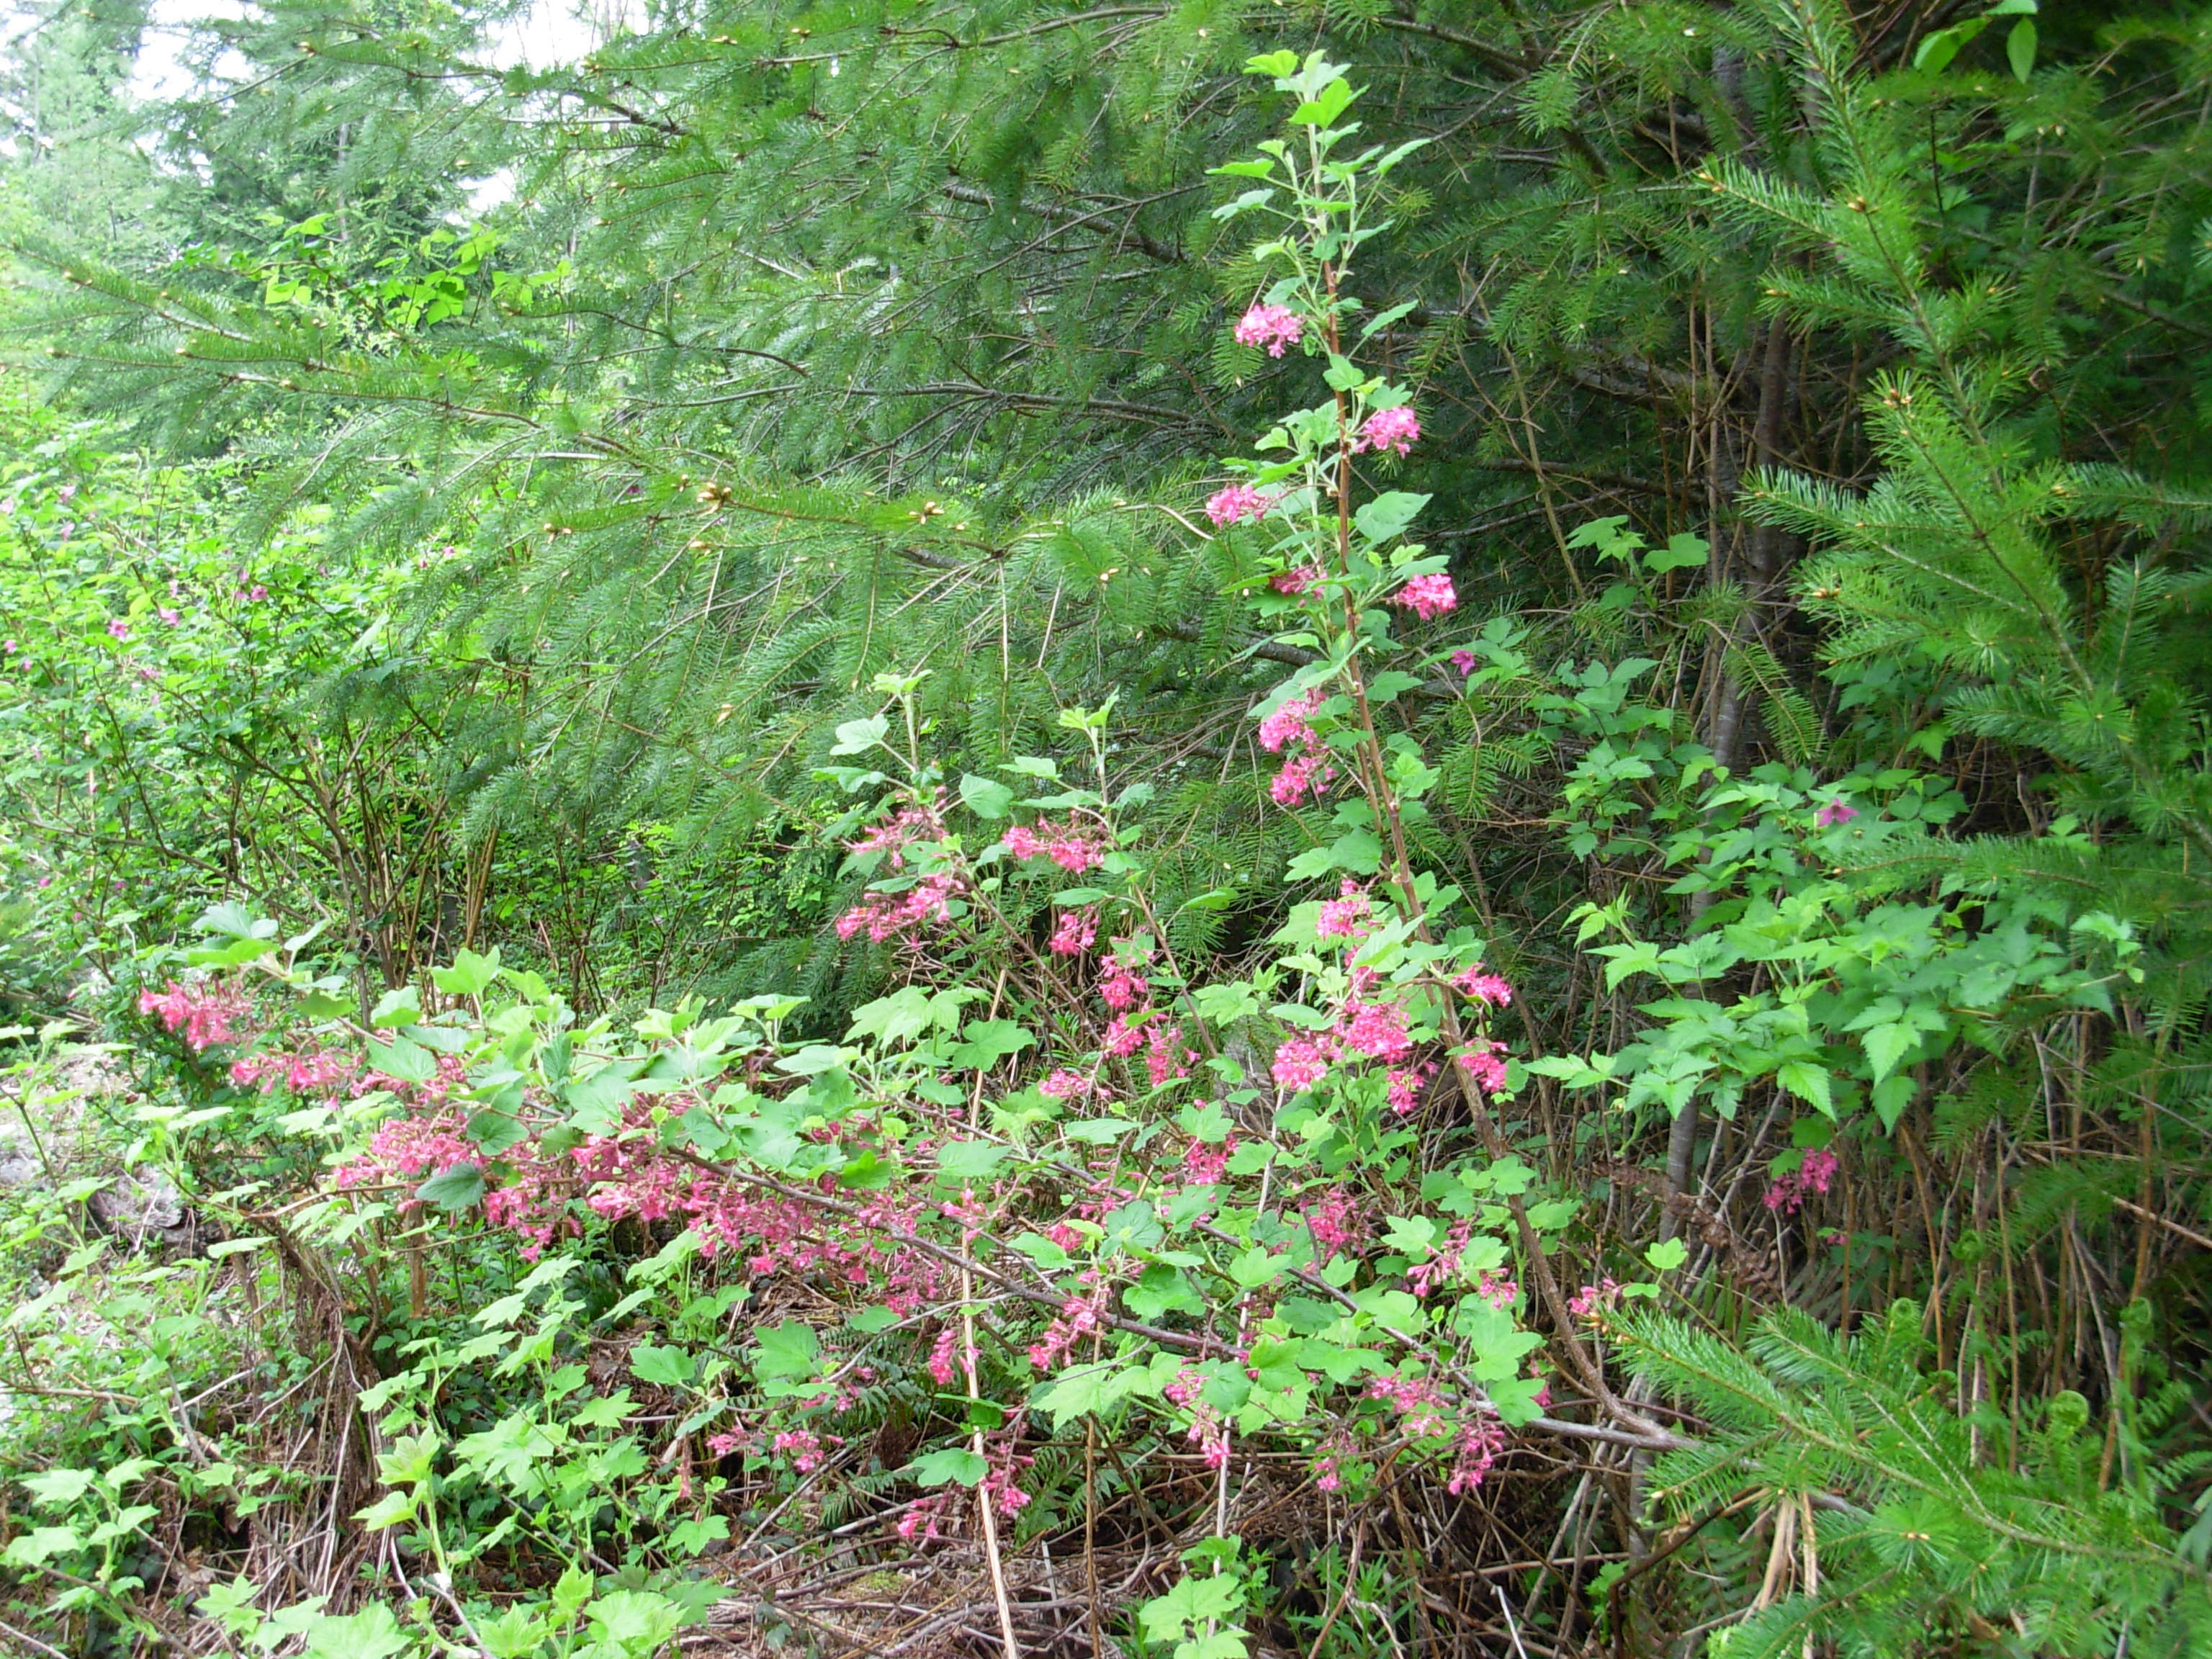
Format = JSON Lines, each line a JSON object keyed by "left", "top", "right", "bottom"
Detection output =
{"left": 1205, "top": 51, "right": 1632, "bottom": 1426}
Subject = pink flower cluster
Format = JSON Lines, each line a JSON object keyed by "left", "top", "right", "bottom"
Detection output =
{"left": 1164, "top": 1367, "right": 1230, "bottom": 1470}
{"left": 1303, "top": 1191, "right": 1364, "bottom": 1260}
{"left": 1366, "top": 1372, "right": 1449, "bottom": 1440}
{"left": 1270, "top": 565, "right": 1322, "bottom": 595}
{"left": 1364, "top": 1373, "right": 1514, "bottom": 1496}
{"left": 1001, "top": 816, "right": 1105, "bottom": 874}
{"left": 333, "top": 1111, "right": 482, "bottom": 1196}
{"left": 835, "top": 871, "right": 963, "bottom": 944}
{"left": 706, "top": 1428, "right": 757, "bottom": 1460}
{"left": 1457, "top": 1038, "right": 1510, "bottom": 1097}
{"left": 1452, "top": 966, "right": 1513, "bottom": 1007}
{"left": 897, "top": 1493, "right": 952, "bottom": 1544}
{"left": 773, "top": 1429, "right": 829, "bottom": 1474}
{"left": 1258, "top": 689, "right": 1336, "bottom": 807}
{"left": 1039, "top": 1068, "right": 1100, "bottom": 1100}
{"left": 1405, "top": 1221, "right": 1516, "bottom": 1305}
{"left": 1097, "top": 938, "right": 1151, "bottom": 1011}
{"left": 1206, "top": 482, "right": 1274, "bottom": 526}
{"left": 1269, "top": 917, "right": 1462, "bottom": 1115}
{"left": 1447, "top": 1414, "right": 1506, "bottom": 1496}
{"left": 1048, "top": 907, "right": 1098, "bottom": 956}
{"left": 1566, "top": 1277, "right": 1622, "bottom": 1320}
{"left": 1028, "top": 1273, "right": 1110, "bottom": 1371}
{"left": 1393, "top": 572, "right": 1457, "bottom": 621}
{"left": 1233, "top": 302, "right": 1304, "bottom": 356}
{"left": 984, "top": 1433, "right": 1035, "bottom": 1518}
{"left": 838, "top": 799, "right": 967, "bottom": 943}
{"left": 230, "top": 1045, "right": 356, "bottom": 1095}
{"left": 1355, "top": 406, "right": 1420, "bottom": 457}
{"left": 1764, "top": 1146, "right": 1840, "bottom": 1213}
{"left": 1182, "top": 1133, "right": 1235, "bottom": 1187}
{"left": 139, "top": 979, "right": 253, "bottom": 1051}
{"left": 848, "top": 801, "right": 945, "bottom": 869}
{"left": 927, "top": 1328, "right": 960, "bottom": 1388}
{"left": 1316, "top": 878, "right": 1372, "bottom": 941}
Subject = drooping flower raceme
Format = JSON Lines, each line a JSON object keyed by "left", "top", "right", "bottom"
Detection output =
{"left": 1233, "top": 302, "right": 1304, "bottom": 357}
{"left": 1048, "top": 907, "right": 1098, "bottom": 956}
{"left": 1258, "top": 688, "right": 1337, "bottom": 808}
{"left": 1764, "top": 1146, "right": 1840, "bottom": 1213}
{"left": 1356, "top": 406, "right": 1420, "bottom": 456}
{"left": 1393, "top": 573, "right": 1457, "bottom": 621}
{"left": 1002, "top": 816, "right": 1106, "bottom": 874}
{"left": 1206, "top": 483, "right": 1273, "bottom": 527}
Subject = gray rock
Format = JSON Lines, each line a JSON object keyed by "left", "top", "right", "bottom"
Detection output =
{"left": 86, "top": 1168, "right": 191, "bottom": 1244}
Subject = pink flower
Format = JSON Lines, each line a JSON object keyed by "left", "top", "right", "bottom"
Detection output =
{"left": 1205, "top": 483, "right": 1272, "bottom": 526}
{"left": 835, "top": 870, "right": 963, "bottom": 943}
{"left": 1269, "top": 752, "right": 1335, "bottom": 806}
{"left": 897, "top": 1494, "right": 950, "bottom": 1543}
{"left": 1098, "top": 958, "right": 1148, "bottom": 1011}
{"left": 1257, "top": 688, "right": 1339, "bottom": 809}
{"left": 1102, "top": 1015, "right": 1146, "bottom": 1058}
{"left": 1450, "top": 649, "right": 1476, "bottom": 676}
{"left": 1474, "top": 1269, "right": 1518, "bottom": 1310}
{"left": 1566, "top": 1278, "right": 1620, "bottom": 1320}
{"left": 1316, "top": 879, "right": 1371, "bottom": 940}
{"left": 1452, "top": 967, "right": 1513, "bottom": 1007}
{"left": 1272, "top": 1037, "right": 1330, "bottom": 1092}
{"left": 1447, "top": 1416, "right": 1506, "bottom": 1496}
{"left": 1040, "top": 1068, "right": 1097, "bottom": 1100}
{"left": 1393, "top": 573, "right": 1457, "bottom": 621}
{"left": 1339, "top": 999, "right": 1412, "bottom": 1063}
{"left": 1002, "top": 817, "right": 1105, "bottom": 873}
{"left": 1143, "top": 1022, "right": 1192, "bottom": 1087}
{"left": 158, "top": 607, "right": 181, "bottom": 626}
{"left": 1270, "top": 565, "right": 1322, "bottom": 595}
{"left": 1355, "top": 405, "right": 1420, "bottom": 456}
{"left": 927, "top": 1328, "right": 959, "bottom": 1388}
{"left": 1304, "top": 1192, "right": 1362, "bottom": 1258}
{"left": 1258, "top": 691, "right": 1321, "bottom": 754}
{"left": 1385, "top": 1064, "right": 1431, "bottom": 1116}
{"left": 1366, "top": 1373, "right": 1449, "bottom": 1440}
{"left": 139, "top": 979, "right": 252, "bottom": 1050}
{"left": 1028, "top": 1278, "right": 1109, "bottom": 1370}
{"left": 1763, "top": 1147, "right": 1841, "bottom": 1214}
{"left": 1457, "top": 1039, "right": 1511, "bottom": 1097}
{"left": 1815, "top": 798, "right": 1858, "bottom": 827}
{"left": 247, "top": 584, "right": 268, "bottom": 602}
{"left": 1233, "top": 302, "right": 1304, "bottom": 357}
{"left": 1183, "top": 1134, "right": 1234, "bottom": 1187}
{"left": 773, "top": 1429, "right": 827, "bottom": 1473}
{"left": 1313, "top": 1455, "right": 1342, "bottom": 1493}
{"left": 1048, "top": 907, "right": 1097, "bottom": 956}
{"left": 107, "top": 618, "right": 131, "bottom": 640}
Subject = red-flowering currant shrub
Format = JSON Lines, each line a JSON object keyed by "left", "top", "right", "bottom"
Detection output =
{"left": 119, "top": 54, "right": 1689, "bottom": 1654}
